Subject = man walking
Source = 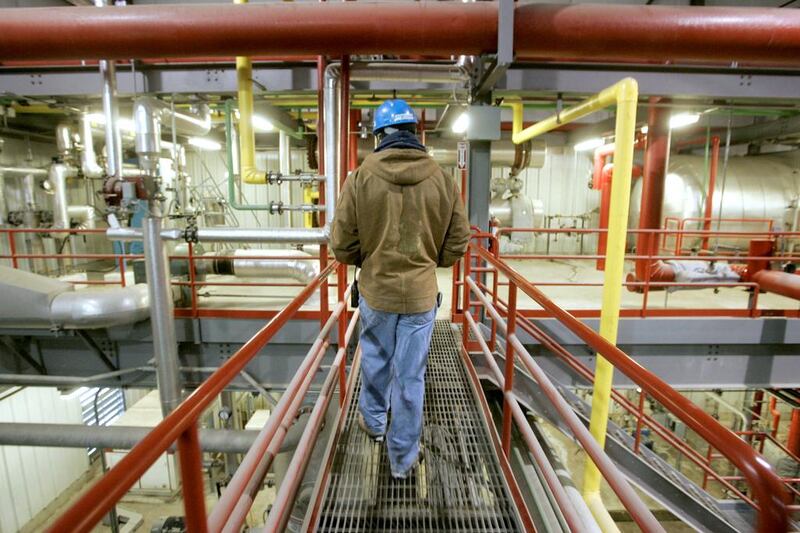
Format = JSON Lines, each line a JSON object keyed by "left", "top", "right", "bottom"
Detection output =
{"left": 331, "top": 99, "right": 470, "bottom": 479}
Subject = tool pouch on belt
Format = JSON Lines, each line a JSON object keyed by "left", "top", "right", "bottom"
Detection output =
{"left": 351, "top": 268, "right": 360, "bottom": 308}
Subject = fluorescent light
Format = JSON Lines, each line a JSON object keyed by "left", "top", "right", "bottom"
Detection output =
{"left": 451, "top": 112, "right": 470, "bottom": 134}
{"left": 574, "top": 138, "right": 605, "bottom": 152}
{"left": 86, "top": 113, "right": 106, "bottom": 124}
{"left": 640, "top": 125, "right": 649, "bottom": 135}
{"left": 252, "top": 115, "right": 273, "bottom": 132}
{"left": 669, "top": 113, "right": 700, "bottom": 130}
{"left": 188, "top": 137, "right": 222, "bottom": 151}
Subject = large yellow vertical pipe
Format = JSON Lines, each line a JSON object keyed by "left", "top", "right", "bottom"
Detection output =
{"left": 507, "top": 79, "right": 639, "bottom": 532}
{"left": 234, "top": 0, "right": 263, "bottom": 184}
{"left": 581, "top": 79, "right": 638, "bottom": 519}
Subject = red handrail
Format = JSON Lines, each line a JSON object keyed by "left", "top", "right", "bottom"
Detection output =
{"left": 48, "top": 261, "right": 338, "bottom": 533}
{"left": 468, "top": 241, "right": 790, "bottom": 532}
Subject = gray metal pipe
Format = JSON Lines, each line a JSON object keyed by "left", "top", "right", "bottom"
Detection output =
{"left": 0, "top": 167, "right": 48, "bottom": 178}
{"left": 323, "top": 63, "right": 341, "bottom": 222}
{"left": 143, "top": 216, "right": 183, "bottom": 416}
{"left": 106, "top": 226, "right": 328, "bottom": 245}
{"left": 0, "top": 423, "right": 294, "bottom": 454}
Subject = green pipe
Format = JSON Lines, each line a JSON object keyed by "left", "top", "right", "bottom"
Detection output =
{"left": 225, "top": 99, "right": 271, "bottom": 211}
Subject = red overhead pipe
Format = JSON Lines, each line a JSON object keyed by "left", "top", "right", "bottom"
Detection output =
{"left": 635, "top": 99, "right": 671, "bottom": 283}
{"left": 1, "top": 4, "right": 800, "bottom": 65}
{"left": 701, "top": 136, "right": 721, "bottom": 251}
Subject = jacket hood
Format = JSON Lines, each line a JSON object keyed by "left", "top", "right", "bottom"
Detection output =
{"left": 362, "top": 148, "right": 439, "bottom": 186}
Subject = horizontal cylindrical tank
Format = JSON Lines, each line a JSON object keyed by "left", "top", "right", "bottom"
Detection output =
{"left": 630, "top": 152, "right": 800, "bottom": 250}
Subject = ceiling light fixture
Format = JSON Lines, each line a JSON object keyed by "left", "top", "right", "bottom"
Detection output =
{"left": 188, "top": 137, "right": 222, "bottom": 151}
{"left": 574, "top": 138, "right": 605, "bottom": 152}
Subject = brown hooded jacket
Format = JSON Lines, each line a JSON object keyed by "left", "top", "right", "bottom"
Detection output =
{"left": 331, "top": 147, "right": 470, "bottom": 314}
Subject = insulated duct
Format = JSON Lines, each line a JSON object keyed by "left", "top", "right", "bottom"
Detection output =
{"left": 0, "top": 265, "right": 150, "bottom": 329}
{"left": 209, "top": 249, "right": 319, "bottom": 283}
{"left": 81, "top": 113, "right": 105, "bottom": 179}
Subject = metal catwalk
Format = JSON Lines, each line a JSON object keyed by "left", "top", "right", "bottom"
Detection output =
{"left": 315, "top": 321, "right": 523, "bottom": 532}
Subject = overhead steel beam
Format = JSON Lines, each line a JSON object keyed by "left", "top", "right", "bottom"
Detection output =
{"left": 502, "top": 67, "right": 800, "bottom": 101}
{"left": 0, "top": 4, "right": 799, "bottom": 66}
{"left": 5, "top": 65, "right": 800, "bottom": 102}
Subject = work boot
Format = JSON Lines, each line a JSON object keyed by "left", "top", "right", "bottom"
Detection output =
{"left": 391, "top": 443, "right": 425, "bottom": 480}
{"left": 357, "top": 411, "right": 385, "bottom": 443}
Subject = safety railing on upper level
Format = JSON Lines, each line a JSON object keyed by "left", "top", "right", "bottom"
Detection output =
{"left": 454, "top": 225, "right": 800, "bottom": 319}
{"left": 662, "top": 216, "right": 776, "bottom": 256}
{"left": 0, "top": 226, "right": 337, "bottom": 321}
{"left": 459, "top": 235, "right": 791, "bottom": 532}
{"left": 46, "top": 261, "right": 358, "bottom": 533}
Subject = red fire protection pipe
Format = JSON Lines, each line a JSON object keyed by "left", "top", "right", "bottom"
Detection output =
{"left": 635, "top": 99, "right": 671, "bottom": 283}
{"left": 788, "top": 409, "right": 800, "bottom": 458}
{"left": 1, "top": 4, "right": 800, "bottom": 65}
{"left": 752, "top": 269, "right": 800, "bottom": 301}
{"left": 596, "top": 163, "right": 642, "bottom": 271}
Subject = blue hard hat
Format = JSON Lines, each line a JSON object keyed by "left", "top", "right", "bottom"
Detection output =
{"left": 373, "top": 99, "right": 418, "bottom": 133}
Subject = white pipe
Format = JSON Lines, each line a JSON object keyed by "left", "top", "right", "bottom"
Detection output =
{"left": 279, "top": 130, "right": 292, "bottom": 226}
{"left": 67, "top": 205, "right": 97, "bottom": 229}
{"left": 50, "top": 164, "right": 78, "bottom": 230}
{"left": 56, "top": 123, "right": 73, "bottom": 157}
{"left": 107, "top": 226, "right": 329, "bottom": 245}
{"left": 134, "top": 96, "right": 211, "bottom": 175}
{"left": 81, "top": 113, "right": 105, "bottom": 179}
{"left": 99, "top": 59, "right": 123, "bottom": 178}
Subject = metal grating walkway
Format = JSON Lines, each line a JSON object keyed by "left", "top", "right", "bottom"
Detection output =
{"left": 315, "top": 321, "right": 523, "bottom": 532}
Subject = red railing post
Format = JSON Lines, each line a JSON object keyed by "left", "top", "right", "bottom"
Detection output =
{"left": 490, "top": 236, "right": 500, "bottom": 352}
{"left": 337, "top": 263, "right": 348, "bottom": 406}
{"left": 7, "top": 230, "right": 18, "bottom": 269}
{"left": 177, "top": 423, "right": 208, "bottom": 533}
{"left": 187, "top": 242, "right": 198, "bottom": 319}
{"left": 461, "top": 248, "right": 472, "bottom": 349}
{"left": 501, "top": 282, "right": 517, "bottom": 455}
{"left": 118, "top": 255, "right": 127, "bottom": 287}
{"left": 634, "top": 388, "right": 646, "bottom": 454}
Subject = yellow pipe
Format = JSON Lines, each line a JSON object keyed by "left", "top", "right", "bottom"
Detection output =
{"left": 508, "top": 78, "right": 639, "bottom": 530}
{"left": 235, "top": 0, "right": 264, "bottom": 185}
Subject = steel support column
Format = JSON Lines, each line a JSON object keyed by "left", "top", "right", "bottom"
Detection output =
{"left": 143, "top": 216, "right": 183, "bottom": 416}
{"left": 467, "top": 140, "right": 491, "bottom": 231}
{"left": 635, "top": 98, "right": 670, "bottom": 281}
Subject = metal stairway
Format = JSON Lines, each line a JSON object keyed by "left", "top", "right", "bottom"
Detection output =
{"left": 473, "top": 337, "right": 750, "bottom": 533}
{"left": 313, "top": 321, "right": 526, "bottom": 532}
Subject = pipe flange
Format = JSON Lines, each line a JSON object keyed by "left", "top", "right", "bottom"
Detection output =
{"left": 269, "top": 201, "right": 284, "bottom": 215}
{"left": 266, "top": 171, "right": 285, "bottom": 186}
{"left": 184, "top": 220, "right": 199, "bottom": 244}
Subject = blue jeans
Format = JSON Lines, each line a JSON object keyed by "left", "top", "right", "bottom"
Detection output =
{"left": 358, "top": 297, "right": 436, "bottom": 477}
